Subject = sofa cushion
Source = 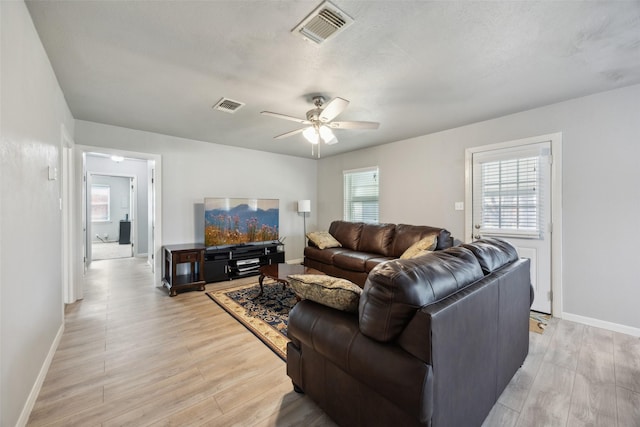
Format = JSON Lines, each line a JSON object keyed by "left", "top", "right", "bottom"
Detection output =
{"left": 365, "top": 256, "right": 394, "bottom": 272}
{"left": 462, "top": 238, "right": 519, "bottom": 274}
{"left": 333, "top": 251, "right": 378, "bottom": 272}
{"left": 399, "top": 234, "right": 438, "bottom": 259}
{"left": 304, "top": 246, "right": 347, "bottom": 264}
{"left": 329, "top": 221, "right": 364, "bottom": 250}
{"left": 359, "top": 247, "right": 484, "bottom": 342}
{"left": 357, "top": 223, "right": 396, "bottom": 256}
{"left": 288, "top": 274, "right": 362, "bottom": 312}
{"left": 306, "top": 231, "right": 342, "bottom": 249}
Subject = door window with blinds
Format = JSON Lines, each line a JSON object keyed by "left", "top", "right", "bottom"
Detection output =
{"left": 343, "top": 167, "right": 379, "bottom": 223}
{"left": 473, "top": 144, "right": 549, "bottom": 239}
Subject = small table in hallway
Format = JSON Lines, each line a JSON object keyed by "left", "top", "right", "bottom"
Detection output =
{"left": 257, "top": 263, "right": 323, "bottom": 297}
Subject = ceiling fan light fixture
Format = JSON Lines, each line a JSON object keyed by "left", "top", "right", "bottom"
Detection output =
{"left": 303, "top": 126, "right": 319, "bottom": 144}
{"left": 318, "top": 125, "right": 334, "bottom": 142}
{"left": 324, "top": 135, "right": 339, "bottom": 145}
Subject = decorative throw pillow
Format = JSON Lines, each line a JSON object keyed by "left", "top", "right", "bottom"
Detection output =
{"left": 400, "top": 234, "right": 438, "bottom": 259}
{"left": 403, "top": 249, "right": 433, "bottom": 259}
{"left": 306, "top": 231, "right": 342, "bottom": 250}
{"left": 288, "top": 274, "right": 362, "bottom": 312}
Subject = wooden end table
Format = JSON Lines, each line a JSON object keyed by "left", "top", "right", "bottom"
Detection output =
{"left": 258, "top": 263, "right": 323, "bottom": 296}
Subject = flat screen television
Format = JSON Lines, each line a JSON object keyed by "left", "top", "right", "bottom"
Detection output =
{"left": 204, "top": 197, "right": 279, "bottom": 248}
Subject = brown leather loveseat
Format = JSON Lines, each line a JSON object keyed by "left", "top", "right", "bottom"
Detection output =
{"left": 304, "top": 220, "right": 453, "bottom": 287}
{"left": 288, "top": 238, "right": 532, "bottom": 427}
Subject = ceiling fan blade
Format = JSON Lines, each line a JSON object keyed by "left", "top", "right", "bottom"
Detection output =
{"left": 329, "top": 121, "right": 380, "bottom": 130}
{"left": 261, "top": 111, "right": 311, "bottom": 125}
{"left": 319, "top": 97, "right": 349, "bottom": 122}
{"left": 274, "top": 128, "right": 305, "bottom": 139}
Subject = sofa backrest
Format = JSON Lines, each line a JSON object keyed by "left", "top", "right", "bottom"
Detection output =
{"left": 390, "top": 224, "right": 452, "bottom": 257}
{"left": 328, "top": 221, "right": 452, "bottom": 256}
{"left": 329, "top": 220, "right": 364, "bottom": 250}
{"left": 358, "top": 238, "right": 521, "bottom": 343}
{"left": 357, "top": 223, "right": 396, "bottom": 256}
{"left": 358, "top": 246, "right": 484, "bottom": 342}
{"left": 461, "top": 238, "right": 518, "bottom": 274}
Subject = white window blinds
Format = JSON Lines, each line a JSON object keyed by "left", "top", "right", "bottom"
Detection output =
{"left": 473, "top": 144, "right": 549, "bottom": 239}
{"left": 91, "top": 185, "right": 111, "bottom": 222}
{"left": 343, "top": 167, "right": 379, "bottom": 223}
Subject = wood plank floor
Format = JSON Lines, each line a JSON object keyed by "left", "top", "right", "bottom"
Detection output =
{"left": 27, "top": 257, "right": 640, "bottom": 426}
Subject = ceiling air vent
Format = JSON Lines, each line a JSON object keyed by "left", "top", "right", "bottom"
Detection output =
{"left": 293, "top": 1, "right": 354, "bottom": 45}
{"left": 212, "top": 97, "right": 245, "bottom": 114}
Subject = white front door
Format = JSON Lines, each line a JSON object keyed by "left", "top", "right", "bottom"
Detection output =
{"left": 471, "top": 141, "right": 552, "bottom": 314}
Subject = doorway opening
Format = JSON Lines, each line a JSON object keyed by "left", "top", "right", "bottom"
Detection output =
{"left": 72, "top": 147, "right": 162, "bottom": 303}
{"left": 89, "top": 173, "right": 135, "bottom": 261}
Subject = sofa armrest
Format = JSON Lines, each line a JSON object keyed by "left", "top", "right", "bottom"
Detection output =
{"left": 396, "top": 258, "right": 531, "bottom": 427}
{"left": 288, "top": 300, "right": 434, "bottom": 423}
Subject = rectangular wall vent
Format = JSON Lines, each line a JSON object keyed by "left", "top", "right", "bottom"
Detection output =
{"left": 293, "top": 1, "right": 354, "bottom": 45}
{"left": 212, "top": 97, "right": 245, "bottom": 113}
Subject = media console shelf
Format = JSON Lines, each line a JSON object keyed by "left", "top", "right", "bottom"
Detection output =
{"left": 204, "top": 242, "right": 285, "bottom": 283}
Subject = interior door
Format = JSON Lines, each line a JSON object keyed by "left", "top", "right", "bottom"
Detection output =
{"left": 471, "top": 142, "right": 552, "bottom": 313}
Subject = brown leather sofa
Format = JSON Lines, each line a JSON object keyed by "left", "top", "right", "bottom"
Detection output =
{"left": 288, "top": 238, "right": 532, "bottom": 427}
{"left": 304, "top": 220, "right": 453, "bottom": 287}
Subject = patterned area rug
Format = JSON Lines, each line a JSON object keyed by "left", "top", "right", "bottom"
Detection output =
{"left": 207, "top": 280, "right": 296, "bottom": 360}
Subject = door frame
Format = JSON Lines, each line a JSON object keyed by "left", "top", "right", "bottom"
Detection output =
{"left": 61, "top": 124, "right": 77, "bottom": 304}
{"left": 75, "top": 145, "right": 163, "bottom": 288}
{"left": 464, "top": 132, "right": 563, "bottom": 316}
{"left": 86, "top": 173, "right": 137, "bottom": 263}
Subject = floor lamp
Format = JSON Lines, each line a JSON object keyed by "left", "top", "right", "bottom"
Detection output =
{"left": 297, "top": 200, "right": 311, "bottom": 246}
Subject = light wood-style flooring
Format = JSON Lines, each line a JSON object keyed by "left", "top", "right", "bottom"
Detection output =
{"left": 27, "top": 257, "right": 640, "bottom": 426}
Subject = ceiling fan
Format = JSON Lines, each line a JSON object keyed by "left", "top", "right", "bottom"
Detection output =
{"left": 261, "top": 96, "right": 379, "bottom": 154}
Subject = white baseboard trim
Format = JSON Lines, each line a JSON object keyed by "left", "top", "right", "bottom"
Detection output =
{"left": 287, "top": 258, "right": 304, "bottom": 265}
{"left": 562, "top": 311, "right": 640, "bottom": 337}
{"left": 16, "top": 322, "right": 64, "bottom": 427}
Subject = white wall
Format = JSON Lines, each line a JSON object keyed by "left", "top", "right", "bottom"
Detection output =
{"left": 85, "top": 154, "right": 150, "bottom": 254}
{"left": 318, "top": 84, "right": 640, "bottom": 333}
{"left": 74, "top": 121, "right": 317, "bottom": 262}
{"left": 0, "top": 1, "right": 75, "bottom": 425}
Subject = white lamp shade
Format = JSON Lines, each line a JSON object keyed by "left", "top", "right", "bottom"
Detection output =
{"left": 297, "top": 200, "right": 311, "bottom": 213}
{"left": 302, "top": 127, "right": 319, "bottom": 144}
{"left": 318, "top": 125, "right": 334, "bottom": 142}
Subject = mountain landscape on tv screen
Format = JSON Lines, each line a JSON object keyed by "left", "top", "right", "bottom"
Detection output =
{"left": 204, "top": 201, "right": 279, "bottom": 247}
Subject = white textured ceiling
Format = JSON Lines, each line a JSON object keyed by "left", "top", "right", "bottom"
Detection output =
{"left": 26, "top": 1, "right": 640, "bottom": 158}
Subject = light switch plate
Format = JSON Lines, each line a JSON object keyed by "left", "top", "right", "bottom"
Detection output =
{"left": 48, "top": 166, "right": 57, "bottom": 181}
{"left": 454, "top": 202, "right": 464, "bottom": 211}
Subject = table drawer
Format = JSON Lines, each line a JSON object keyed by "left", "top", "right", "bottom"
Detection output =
{"left": 176, "top": 251, "right": 200, "bottom": 263}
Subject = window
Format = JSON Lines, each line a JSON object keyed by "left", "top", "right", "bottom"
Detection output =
{"left": 473, "top": 143, "right": 549, "bottom": 238}
{"left": 480, "top": 157, "right": 539, "bottom": 231}
{"left": 91, "top": 185, "right": 110, "bottom": 222}
{"left": 343, "top": 167, "right": 379, "bottom": 223}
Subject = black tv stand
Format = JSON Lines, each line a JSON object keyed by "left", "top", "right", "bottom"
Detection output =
{"left": 204, "top": 242, "right": 285, "bottom": 283}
